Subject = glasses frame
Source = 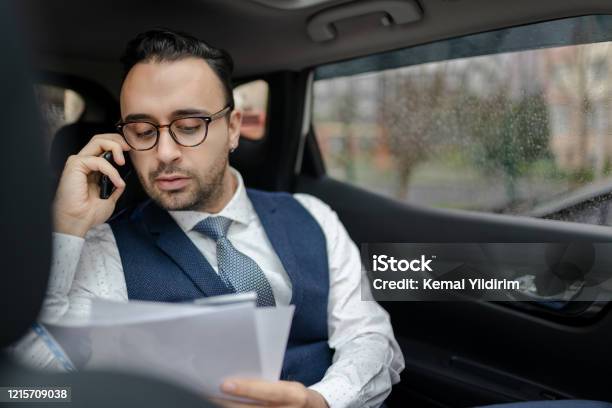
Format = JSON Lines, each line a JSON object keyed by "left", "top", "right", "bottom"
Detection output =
{"left": 116, "top": 105, "right": 233, "bottom": 151}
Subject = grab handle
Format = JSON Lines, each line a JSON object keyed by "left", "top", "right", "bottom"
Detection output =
{"left": 307, "top": 0, "right": 422, "bottom": 42}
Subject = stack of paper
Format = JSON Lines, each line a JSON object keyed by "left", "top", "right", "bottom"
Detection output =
{"left": 44, "top": 296, "right": 294, "bottom": 398}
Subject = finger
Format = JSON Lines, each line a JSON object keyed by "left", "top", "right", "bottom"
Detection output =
{"left": 78, "top": 134, "right": 131, "bottom": 163}
{"left": 221, "top": 379, "right": 294, "bottom": 404}
{"left": 80, "top": 136, "right": 129, "bottom": 165}
{"left": 107, "top": 179, "right": 126, "bottom": 203}
{"left": 74, "top": 156, "right": 125, "bottom": 189}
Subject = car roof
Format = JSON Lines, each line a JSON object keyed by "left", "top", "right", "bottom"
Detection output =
{"left": 17, "top": 0, "right": 612, "bottom": 91}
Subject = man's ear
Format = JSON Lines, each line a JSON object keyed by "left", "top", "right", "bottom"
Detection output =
{"left": 227, "top": 109, "right": 242, "bottom": 151}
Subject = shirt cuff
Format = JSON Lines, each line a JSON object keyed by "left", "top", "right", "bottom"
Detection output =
{"left": 47, "top": 232, "right": 85, "bottom": 296}
{"left": 7, "top": 328, "right": 67, "bottom": 372}
{"left": 309, "top": 375, "right": 362, "bottom": 408}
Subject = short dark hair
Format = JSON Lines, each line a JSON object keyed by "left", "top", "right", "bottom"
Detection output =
{"left": 120, "top": 28, "right": 235, "bottom": 108}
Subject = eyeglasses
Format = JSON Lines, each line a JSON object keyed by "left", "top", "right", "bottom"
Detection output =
{"left": 116, "top": 105, "right": 232, "bottom": 151}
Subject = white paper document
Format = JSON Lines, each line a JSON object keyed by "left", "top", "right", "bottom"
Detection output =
{"left": 44, "top": 297, "right": 294, "bottom": 398}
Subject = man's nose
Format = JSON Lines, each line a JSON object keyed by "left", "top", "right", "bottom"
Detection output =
{"left": 156, "top": 127, "right": 182, "bottom": 163}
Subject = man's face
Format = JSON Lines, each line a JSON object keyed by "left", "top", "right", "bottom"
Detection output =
{"left": 120, "top": 57, "right": 241, "bottom": 211}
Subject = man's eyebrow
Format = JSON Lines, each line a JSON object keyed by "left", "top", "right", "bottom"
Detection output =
{"left": 171, "top": 108, "right": 212, "bottom": 117}
{"left": 123, "top": 109, "right": 212, "bottom": 123}
{"left": 123, "top": 113, "right": 155, "bottom": 122}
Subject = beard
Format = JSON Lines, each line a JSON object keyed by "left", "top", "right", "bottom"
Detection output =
{"left": 137, "top": 153, "right": 228, "bottom": 212}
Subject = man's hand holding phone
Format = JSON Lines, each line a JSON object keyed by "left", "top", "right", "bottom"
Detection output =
{"left": 53, "top": 133, "right": 131, "bottom": 238}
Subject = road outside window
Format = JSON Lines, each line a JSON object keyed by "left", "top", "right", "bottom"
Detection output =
{"left": 313, "top": 15, "right": 612, "bottom": 226}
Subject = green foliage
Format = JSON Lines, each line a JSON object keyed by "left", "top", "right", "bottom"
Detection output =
{"left": 567, "top": 167, "right": 595, "bottom": 184}
{"left": 459, "top": 91, "right": 552, "bottom": 202}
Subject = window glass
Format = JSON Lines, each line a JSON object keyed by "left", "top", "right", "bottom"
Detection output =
{"left": 313, "top": 15, "right": 612, "bottom": 226}
{"left": 34, "top": 84, "right": 85, "bottom": 159}
{"left": 234, "top": 79, "right": 268, "bottom": 140}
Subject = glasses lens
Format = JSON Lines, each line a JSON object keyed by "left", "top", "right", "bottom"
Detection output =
{"left": 171, "top": 118, "right": 208, "bottom": 146}
{"left": 122, "top": 122, "right": 158, "bottom": 150}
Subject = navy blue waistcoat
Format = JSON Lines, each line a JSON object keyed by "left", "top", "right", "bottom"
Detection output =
{"left": 109, "top": 188, "right": 333, "bottom": 385}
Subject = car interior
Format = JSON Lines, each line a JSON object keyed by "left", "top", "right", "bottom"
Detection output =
{"left": 4, "top": 0, "right": 612, "bottom": 406}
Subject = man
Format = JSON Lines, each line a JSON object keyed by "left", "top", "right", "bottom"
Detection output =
{"left": 13, "top": 29, "right": 404, "bottom": 408}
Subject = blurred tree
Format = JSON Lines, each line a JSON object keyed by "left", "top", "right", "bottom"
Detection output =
{"left": 377, "top": 66, "right": 449, "bottom": 199}
{"left": 335, "top": 84, "right": 358, "bottom": 182}
{"left": 460, "top": 91, "right": 550, "bottom": 205}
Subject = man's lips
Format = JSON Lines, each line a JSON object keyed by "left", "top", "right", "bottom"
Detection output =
{"left": 155, "top": 175, "right": 191, "bottom": 191}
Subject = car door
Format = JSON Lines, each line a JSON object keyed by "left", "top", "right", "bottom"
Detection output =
{"left": 292, "top": 14, "right": 612, "bottom": 407}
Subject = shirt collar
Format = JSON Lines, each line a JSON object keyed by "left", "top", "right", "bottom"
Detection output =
{"left": 168, "top": 167, "right": 252, "bottom": 233}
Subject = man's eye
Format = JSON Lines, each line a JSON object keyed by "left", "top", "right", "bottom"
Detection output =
{"left": 174, "top": 119, "right": 204, "bottom": 134}
{"left": 177, "top": 125, "right": 201, "bottom": 133}
{"left": 126, "top": 123, "right": 156, "bottom": 139}
{"left": 136, "top": 129, "right": 156, "bottom": 138}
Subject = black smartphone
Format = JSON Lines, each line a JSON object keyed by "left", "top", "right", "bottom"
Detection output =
{"left": 99, "top": 151, "right": 117, "bottom": 199}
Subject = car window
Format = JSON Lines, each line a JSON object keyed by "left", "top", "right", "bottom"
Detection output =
{"left": 313, "top": 15, "right": 612, "bottom": 226}
{"left": 234, "top": 79, "right": 268, "bottom": 140}
{"left": 34, "top": 84, "right": 85, "bottom": 159}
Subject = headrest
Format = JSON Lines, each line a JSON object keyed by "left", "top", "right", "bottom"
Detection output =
{"left": 0, "top": 1, "right": 53, "bottom": 348}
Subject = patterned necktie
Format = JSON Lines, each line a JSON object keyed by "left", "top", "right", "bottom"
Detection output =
{"left": 193, "top": 216, "right": 276, "bottom": 307}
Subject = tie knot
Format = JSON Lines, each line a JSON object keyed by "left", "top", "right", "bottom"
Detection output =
{"left": 194, "top": 216, "right": 232, "bottom": 241}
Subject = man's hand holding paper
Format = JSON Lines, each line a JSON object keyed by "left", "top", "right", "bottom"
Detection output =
{"left": 214, "top": 378, "right": 329, "bottom": 408}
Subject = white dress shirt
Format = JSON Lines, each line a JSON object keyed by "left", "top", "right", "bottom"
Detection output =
{"left": 11, "top": 167, "right": 404, "bottom": 408}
